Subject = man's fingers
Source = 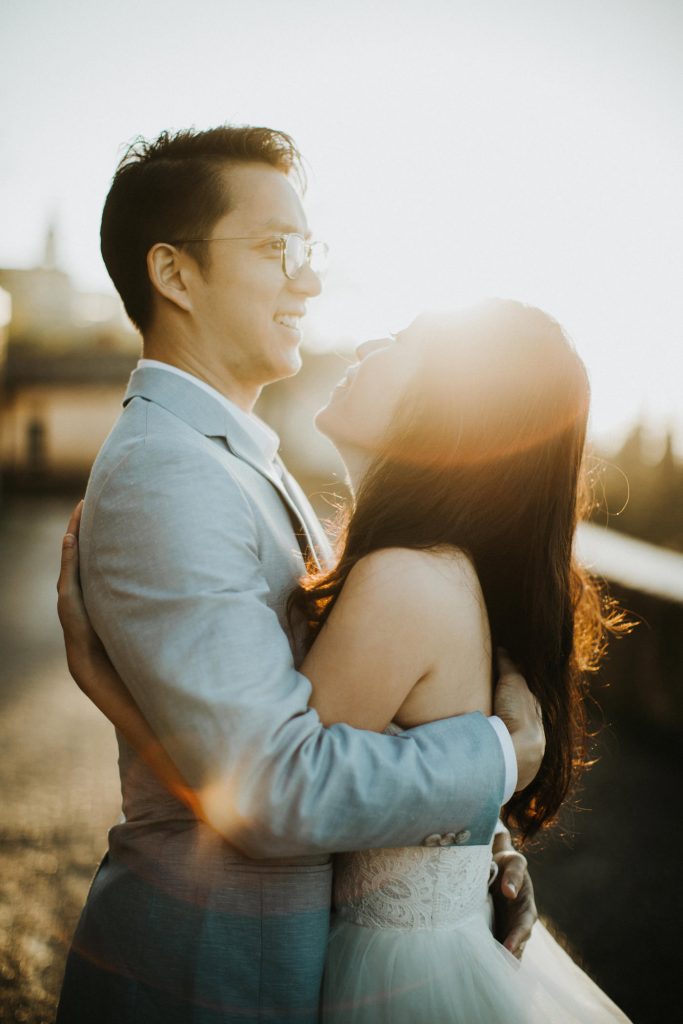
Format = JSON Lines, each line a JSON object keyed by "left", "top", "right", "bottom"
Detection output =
{"left": 501, "top": 861, "right": 527, "bottom": 901}
{"left": 504, "top": 924, "right": 533, "bottom": 959}
{"left": 497, "top": 648, "right": 520, "bottom": 680}
{"left": 495, "top": 851, "right": 528, "bottom": 900}
{"left": 492, "top": 841, "right": 538, "bottom": 960}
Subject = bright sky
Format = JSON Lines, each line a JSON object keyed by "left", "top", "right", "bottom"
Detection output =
{"left": 2, "top": 0, "right": 682, "bottom": 452}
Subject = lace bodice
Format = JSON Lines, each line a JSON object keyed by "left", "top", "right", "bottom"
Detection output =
{"left": 333, "top": 721, "right": 496, "bottom": 932}
{"left": 333, "top": 844, "right": 495, "bottom": 931}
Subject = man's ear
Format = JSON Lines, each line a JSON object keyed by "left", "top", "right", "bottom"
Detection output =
{"left": 147, "top": 243, "right": 194, "bottom": 314}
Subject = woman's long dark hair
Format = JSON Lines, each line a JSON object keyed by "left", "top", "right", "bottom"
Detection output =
{"left": 291, "top": 300, "right": 628, "bottom": 841}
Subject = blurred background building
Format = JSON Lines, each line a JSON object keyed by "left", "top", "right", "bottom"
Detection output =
{"left": 0, "top": 226, "right": 138, "bottom": 492}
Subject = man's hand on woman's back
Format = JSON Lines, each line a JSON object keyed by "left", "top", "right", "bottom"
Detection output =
{"left": 494, "top": 651, "right": 545, "bottom": 792}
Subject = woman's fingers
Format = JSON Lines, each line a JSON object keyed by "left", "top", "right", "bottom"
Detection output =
{"left": 57, "top": 532, "right": 80, "bottom": 628}
{"left": 57, "top": 501, "right": 88, "bottom": 636}
{"left": 67, "top": 499, "right": 84, "bottom": 538}
{"left": 57, "top": 501, "right": 83, "bottom": 596}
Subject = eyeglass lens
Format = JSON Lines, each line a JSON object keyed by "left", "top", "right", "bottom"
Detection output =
{"left": 283, "top": 235, "right": 328, "bottom": 278}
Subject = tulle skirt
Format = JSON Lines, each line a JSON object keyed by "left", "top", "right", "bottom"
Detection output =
{"left": 321, "top": 904, "right": 631, "bottom": 1023}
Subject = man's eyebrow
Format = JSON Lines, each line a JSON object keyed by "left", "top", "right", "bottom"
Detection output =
{"left": 259, "top": 218, "right": 312, "bottom": 239}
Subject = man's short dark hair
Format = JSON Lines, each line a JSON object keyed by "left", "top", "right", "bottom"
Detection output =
{"left": 100, "top": 125, "right": 304, "bottom": 333}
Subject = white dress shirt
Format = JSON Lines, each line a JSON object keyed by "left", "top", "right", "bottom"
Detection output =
{"left": 136, "top": 358, "right": 518, "bottom": 802}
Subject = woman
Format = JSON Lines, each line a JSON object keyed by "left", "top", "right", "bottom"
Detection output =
{"left": 58, "top": 299, "right": 631, "bottom": 1021}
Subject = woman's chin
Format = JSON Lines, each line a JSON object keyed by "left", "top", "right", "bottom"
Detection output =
{"left": 314, "top": 402, "right": 335, "bottom": 439}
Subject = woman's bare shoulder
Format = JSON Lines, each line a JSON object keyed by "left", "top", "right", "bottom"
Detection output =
{"left": 337, "top": 546, "right": 484, "bottom": 627}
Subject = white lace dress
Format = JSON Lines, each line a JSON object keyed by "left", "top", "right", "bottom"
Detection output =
{"left": 322, "top": 736, "right": 632, "bottom": 1022}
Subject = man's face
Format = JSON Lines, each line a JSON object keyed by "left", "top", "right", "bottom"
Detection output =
{"left": 189, "top": 162, "right": 322, "bottom": 396}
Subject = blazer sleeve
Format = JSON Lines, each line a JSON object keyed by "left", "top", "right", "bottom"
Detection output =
{"left": 82, "top": 436, "right": 506, "bottom": 858}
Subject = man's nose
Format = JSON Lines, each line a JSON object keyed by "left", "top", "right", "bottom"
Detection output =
{"left": 355, "top": 337, "right": 392, "bottom": 361}
{"left": 290, "top": 262, "right": 322, "bottom": 298}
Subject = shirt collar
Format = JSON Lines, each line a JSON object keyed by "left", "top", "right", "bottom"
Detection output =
{"left": 137, "top": 359, "right": 280, "bottom": 464}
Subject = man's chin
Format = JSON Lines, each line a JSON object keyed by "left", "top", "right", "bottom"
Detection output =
{"left": 274, "top": 349, "right": 303, "bottom": 380}
{"left": 257, "top": 356, "right": 302, "bottom": 391}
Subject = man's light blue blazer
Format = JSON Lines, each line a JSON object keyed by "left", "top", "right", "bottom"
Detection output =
{"left": 57, "top": 366, "right": 505, "bottom": 1023}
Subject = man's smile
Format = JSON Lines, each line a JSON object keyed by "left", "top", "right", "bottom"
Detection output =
{"left": 274, "top": 312, "right": 305, "bottom": 333}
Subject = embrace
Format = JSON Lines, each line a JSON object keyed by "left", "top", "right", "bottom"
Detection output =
{"left": 55, "top": 125, "right": 631, "bottom": 1022}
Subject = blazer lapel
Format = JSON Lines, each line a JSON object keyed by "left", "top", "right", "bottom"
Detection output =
{"left": 276, "top": 460, "right": 335, "bottom": 571}
{"left": 123, "top": 367, "right": 327, "bottom": 571}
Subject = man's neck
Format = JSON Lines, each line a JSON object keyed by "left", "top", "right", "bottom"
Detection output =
{"left": 142, "top": 340, "right": 259, "bottom": 413}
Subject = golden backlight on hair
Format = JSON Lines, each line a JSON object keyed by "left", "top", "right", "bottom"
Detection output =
{"left": 384, "top": 300, "right": 591, "bottom": 468}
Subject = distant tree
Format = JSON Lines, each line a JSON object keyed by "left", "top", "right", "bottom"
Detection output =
{"left": 592, "top": 426, "right": 683, "bottom": 552}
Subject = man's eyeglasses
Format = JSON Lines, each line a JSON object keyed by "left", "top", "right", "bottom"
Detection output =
{"left": 170, "top": 232, "right": 329, "bottom": 281}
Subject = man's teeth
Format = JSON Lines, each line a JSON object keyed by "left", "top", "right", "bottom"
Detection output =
{"left": 275, "top": 315, "right": 302, "bottom": 329}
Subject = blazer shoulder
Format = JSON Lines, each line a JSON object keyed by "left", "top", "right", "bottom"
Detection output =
{"left": 88, "top": 405, "right": 251, "bottom": 515}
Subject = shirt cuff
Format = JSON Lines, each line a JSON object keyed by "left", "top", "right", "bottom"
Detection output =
{"left": 488, "top": 716, "right": 517, "bottom": 804}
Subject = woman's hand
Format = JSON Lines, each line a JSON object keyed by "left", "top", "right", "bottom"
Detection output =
{"left": 57, "top": 501, "right": 111, "bottom": 688}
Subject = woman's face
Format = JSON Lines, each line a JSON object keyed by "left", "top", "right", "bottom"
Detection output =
{"left": 315, "top": 319, "right": 423, "bottom": 456}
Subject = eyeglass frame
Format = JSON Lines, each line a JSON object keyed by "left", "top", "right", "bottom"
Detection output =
{"left": 167, "top": 232, "right": 329, "bottom": 281}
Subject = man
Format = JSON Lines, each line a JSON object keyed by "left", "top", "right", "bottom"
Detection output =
{"left": 56, "top": 125, "right": 542, "bottom": 1023}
